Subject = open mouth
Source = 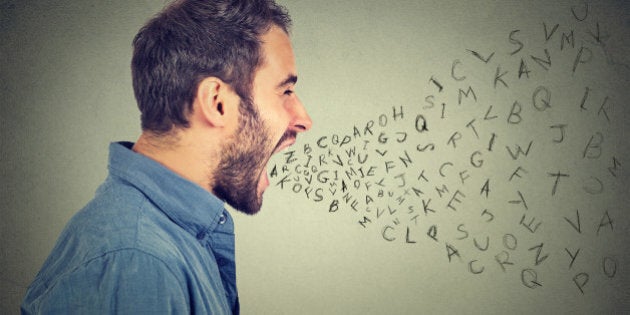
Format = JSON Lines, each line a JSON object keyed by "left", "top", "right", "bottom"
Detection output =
{"left": 272, "top": 130, "right": 297, "bottom": 155}
{"left": 257, "top": 130, "right": 298, "bottom": 196}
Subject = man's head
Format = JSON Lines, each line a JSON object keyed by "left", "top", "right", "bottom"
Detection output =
{"left": 132, "top": 0, "right": 292, "bottom": 133}
{"left": 131, "top": 0, "right": 312, "bottom": 214}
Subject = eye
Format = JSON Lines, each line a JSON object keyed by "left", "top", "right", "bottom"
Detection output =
{"left": 284, "top": 89, "right": 294, "bottom": 96}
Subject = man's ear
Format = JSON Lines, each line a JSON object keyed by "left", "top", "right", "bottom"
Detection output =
{"left": 195, "top": 77, "right": 233, "bottom": 128}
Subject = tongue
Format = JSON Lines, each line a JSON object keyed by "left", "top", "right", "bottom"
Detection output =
{"left": 258, "top": 166, "right": 270, "bottom": 197}
{"left": 262, "top": 169, "right": 269, "bottom": 187}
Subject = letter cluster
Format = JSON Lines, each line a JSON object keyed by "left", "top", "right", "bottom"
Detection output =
{"left": 269, "top": 3, "right": 626, "bottom": 294}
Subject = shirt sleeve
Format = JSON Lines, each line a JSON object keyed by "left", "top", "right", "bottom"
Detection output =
{"left": 26, "top": 249, "right": 190, "bottom": 314}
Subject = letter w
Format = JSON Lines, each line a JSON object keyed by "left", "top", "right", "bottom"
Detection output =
{"left": 506, "top": 141, "right": 533, "bottom": 160}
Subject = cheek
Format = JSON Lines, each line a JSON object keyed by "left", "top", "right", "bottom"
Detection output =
{"left": 255, "top": 95, "right": 293, "bottom": 138}
{"left": 262, "top": 108, "right": 291, "bottom": 134}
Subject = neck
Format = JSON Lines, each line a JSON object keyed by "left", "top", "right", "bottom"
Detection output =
{"left": 132, "top": 130, "right": 218, "bottom": 192}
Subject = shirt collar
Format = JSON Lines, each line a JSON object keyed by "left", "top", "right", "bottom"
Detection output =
{"left": 107, "top": 141, "right": 229, "bottom": 238}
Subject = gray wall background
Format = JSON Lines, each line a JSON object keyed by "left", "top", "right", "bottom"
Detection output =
{"left": 2, "top": 0, "right": 629, "bottom": 314}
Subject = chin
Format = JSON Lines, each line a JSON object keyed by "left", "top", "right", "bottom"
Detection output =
{"left": 233, "top": 193, "right": 264, "bottom": 216}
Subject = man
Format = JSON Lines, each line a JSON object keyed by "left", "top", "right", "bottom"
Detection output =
{"left": 21, "top": 0, "right": 311, "bottom": 313}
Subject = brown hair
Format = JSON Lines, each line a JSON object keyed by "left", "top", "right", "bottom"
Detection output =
{"left": 131, "top": 0, "right": 291, "bottom": 134}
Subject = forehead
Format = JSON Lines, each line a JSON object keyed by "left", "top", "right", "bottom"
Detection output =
{"left": 255, "top": 26, "right": 296, "bottom": 84}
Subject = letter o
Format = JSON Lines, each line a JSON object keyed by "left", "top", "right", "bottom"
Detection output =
{"left": 602, "top": 256, "right": 617, "bottom": 278}
{"left": 503, "top": 233, "right": 518, "bottom": 250}
{"left": 292, "top": 183, "right": 302, "bottom": 193}
{"left": 379, "top": 114, "right": 388, "bottom": 127}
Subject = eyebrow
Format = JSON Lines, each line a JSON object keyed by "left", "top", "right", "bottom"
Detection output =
{"left": 276, "top": 74, "right": 298, "bottom": 89}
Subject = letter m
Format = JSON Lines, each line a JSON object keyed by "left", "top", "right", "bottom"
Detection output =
{"left": 458, "top": 86, "right": 478, "bottom": 105}
{"left": 358, "top": 216, "right": 372, "bottom": 228}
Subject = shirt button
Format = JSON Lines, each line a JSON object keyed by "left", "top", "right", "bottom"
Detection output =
{"left": 218, "top": 213, "right": 227, "bottom": 225}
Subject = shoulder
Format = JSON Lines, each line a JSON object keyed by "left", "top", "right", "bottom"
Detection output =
{"left": 22, "top": 176, "right": 231, "bottom": 314}
{"left": 22, "top": 248, "right": 191, "bottom": 314}
{"left": 22, "top": 181, "right": 198, "bottom": 313}
{"left": 30, "top": 177, "right": 200, "bottom": 293}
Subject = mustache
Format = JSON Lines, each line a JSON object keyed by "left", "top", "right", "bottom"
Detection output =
{"left": 273, "top": 130, "right": 297, "bottom": 152}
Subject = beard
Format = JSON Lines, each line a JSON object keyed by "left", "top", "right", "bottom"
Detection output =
{"left": 212, "top": 97, "right": 289, "bottom": 215}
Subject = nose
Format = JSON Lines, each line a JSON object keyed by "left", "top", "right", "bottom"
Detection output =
{"left": 289, "top": 96, "right": 312, "bottom": 132}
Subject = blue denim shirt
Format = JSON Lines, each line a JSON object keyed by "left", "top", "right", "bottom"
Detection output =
{"left": 22, "top": 142, "right": 239, "bottom": 314}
